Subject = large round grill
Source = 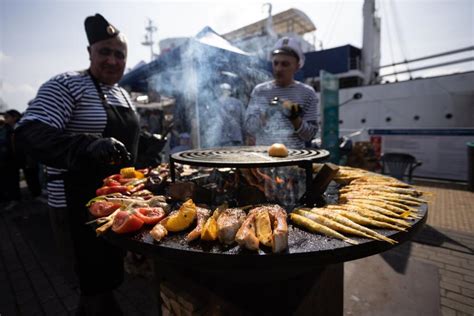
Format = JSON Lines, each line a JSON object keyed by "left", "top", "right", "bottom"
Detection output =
{"left": 170, "top": 146, "right": 329, "bottom": 168}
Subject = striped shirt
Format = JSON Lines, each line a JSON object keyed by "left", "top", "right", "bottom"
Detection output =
{"left": 245, "top": 80, "right": 319, "bottom": 148}
{"left": 18, "top": 71, "right": 135, "bottom": 208}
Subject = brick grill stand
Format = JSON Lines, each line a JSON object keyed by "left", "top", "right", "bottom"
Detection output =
{"left": 154, "top": 259, "right": 344, "bottom": 315}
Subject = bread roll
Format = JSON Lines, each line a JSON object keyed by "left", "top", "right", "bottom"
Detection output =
{"left": 268, "top": 143, "right": 288, "bottom": 157}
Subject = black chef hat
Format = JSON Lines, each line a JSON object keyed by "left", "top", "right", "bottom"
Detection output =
{"left": 84, "top": 13, "right": 120, "bottom": 45}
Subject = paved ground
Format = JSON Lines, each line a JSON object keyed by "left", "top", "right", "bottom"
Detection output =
{"left": 0, "top": 179, "right": 473, "bottom": 315}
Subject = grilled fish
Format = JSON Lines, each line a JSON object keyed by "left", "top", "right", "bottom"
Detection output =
{"left": 290, "top": 213, "right": 358, "bottom": 245}
{"left": 294, "top": 209, "right": 382, "bottom": 241}
{"left": 325, "top": 206, "right": 407, "bottom": 231}
{"left": 254, "top": 208, "right": 273, "bottom": 248}
{"left": 186, "top": 206, "right": 211, "bottom": 242}
{"left": 308, "top": 208, "right": 397, "bottom": 244}
{"left": 217, "top": 208, "right": 246, "bottom": 245}
{"left": 267, "top": 205, "right": 289, "bottom": 253}
{"left": 150, "top": 223, "right": 168, "bottom": 242}
{"left": 235, "top": 212, "right": 259, "bottom": 251}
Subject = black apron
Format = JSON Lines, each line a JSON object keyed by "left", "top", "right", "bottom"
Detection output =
{"left": 64, "top": 73, "right": 140, "bottom": 295}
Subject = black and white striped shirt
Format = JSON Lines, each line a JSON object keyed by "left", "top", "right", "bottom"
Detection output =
{"left": 19, "top": 71, "right": 135, "bottom": 208}
{"left": 245, "top": 80, "right": 319, "bottom": 148}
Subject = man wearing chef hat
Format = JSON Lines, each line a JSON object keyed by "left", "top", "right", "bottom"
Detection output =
{"left": 245, "top": 37, "right": 319, "bottom": 148}
{"left": 15, "top": 13, "right": 138, "bottom": 314}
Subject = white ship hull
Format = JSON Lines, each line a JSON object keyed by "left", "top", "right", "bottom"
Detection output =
{"left": 338, "top": 71, "right": 474, "bottom": 133}
{"left": 331, "top": 71, "right": 474, "bottom": 181}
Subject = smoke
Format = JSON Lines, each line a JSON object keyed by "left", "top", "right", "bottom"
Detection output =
{"left": 147, "top": 31, "right": 271, "bottom": 149}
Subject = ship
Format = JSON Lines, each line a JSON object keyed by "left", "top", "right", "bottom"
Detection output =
{"left": 121, "top": 1, "right": 474, "bottom": 182}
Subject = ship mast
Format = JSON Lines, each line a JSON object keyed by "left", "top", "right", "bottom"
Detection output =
{"left": 362, "top": 0, "right": 381, "bottom": 85}
{"left": 142, "top": 18, "right": 158, "bottom": 61}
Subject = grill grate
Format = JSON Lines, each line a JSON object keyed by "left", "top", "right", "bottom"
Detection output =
{"left": 169, "top": 146, "right": 330, "bottom": 205}
{"left": 170, "top": 146, "right": 329, "bottom": 168}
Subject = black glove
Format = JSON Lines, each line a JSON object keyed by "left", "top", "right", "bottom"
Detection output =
{"left": 86, "top": 137, "right": 131, "bottom": 165}
{"left": 284, "top": 102, "right": 302, "bottom": 120}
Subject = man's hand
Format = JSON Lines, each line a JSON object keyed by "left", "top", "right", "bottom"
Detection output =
{"left": 86, "top": 137, "right": 131, "bottom": 165}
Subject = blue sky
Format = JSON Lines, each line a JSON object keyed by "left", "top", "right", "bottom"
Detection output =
{"left": 1, "top": 0, "right": 473, "bottom": 112}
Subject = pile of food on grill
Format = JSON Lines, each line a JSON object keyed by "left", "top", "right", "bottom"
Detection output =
{"left": 87, "top": 164, "right": 429, "bottom": 253}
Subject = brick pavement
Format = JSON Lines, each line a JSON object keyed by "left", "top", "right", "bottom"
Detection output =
{"left": 0, "top": 199, "right": 158, "bottom": 316}
{"left": 0, "top": 180, "right": 473, "bottom": 315}
{"left": 395, "top": 180, "right": 474, "bottom": 316}
{"left": 413, "top": 180, "right": 474, "bottom": 234}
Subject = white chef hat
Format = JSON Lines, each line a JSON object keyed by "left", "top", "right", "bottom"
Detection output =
{"left": 219, "top": 83, "right": 232, "bottom": 91}
{"left": 271, "top": 37, "right": 305, "bottom": 69}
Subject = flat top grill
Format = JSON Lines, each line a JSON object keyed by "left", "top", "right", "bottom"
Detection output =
{"left": 170, "top": 146, "right": 329, "bottom": 168}
{"left": 101, "top": 204, "right": 427, "bottom": 270}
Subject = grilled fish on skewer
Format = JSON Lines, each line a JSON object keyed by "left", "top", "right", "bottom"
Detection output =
{"left": 340, "top": 192, "right": 423, "bottom": 206}
{"left": 217, "top": 208, "right": 246, "bottom": 245}
{"left": 186, "top": 207, "right": 211, "bottom": 242}
{"left": 345, "top": 201, "right": 411, "bottom": 219}
{"left": 290, "top": 213, "right": 358, "bottom": 245}
{"left": 340, "top": 185, "right": 424, "bottom": 197}
{"left": 294, "top": 209, "right": 382, "bottom": 241}
{"left": 339, "top": 195, "right": 418, "bottom": 211}
{"left": 340, "top": 189, "right": 427, "bottom": 203}
{"left": 308, "top": 208, "right": 397, "bottom": 244}
{"left": 340, "top": 197, "right": 419, "bottom": 216}
{"left": 235, "top": 213, "right": 259, "bottom": 251}
{"left": 330, "top": 204, "right": 411, "bottom": 228}
{"left": 349, "top": 177, "right": 411, "bottom": 187}
{"left": 324, "top": 207, "right": 407, "bottom": 231}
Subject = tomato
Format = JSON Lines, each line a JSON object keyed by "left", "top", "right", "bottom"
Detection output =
{"left": 89, "top": 201, "right": 121, "bottom": 218}
{"left": 104, "top": 174, "right": 133, "bottom": 185}
{"left": 134, "top": 207, "right": 166, "bottom": 225}
{"left": 96, "top": 185, "right": 130, "bottom": 196}
{"left": 103, "top": 178, "right": 121, "bottom": 187}
{"left": 112, "top": 211, "right": 144, "bottom": 234}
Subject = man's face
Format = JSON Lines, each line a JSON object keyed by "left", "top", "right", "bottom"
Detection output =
{"left": 88, "top": 36, "right": 127, "bottom": 85}
{"left": 4, "top": 114, "right": 18, "bottom": 127}
{"left": 272, "top": 54, "right": 299, "bottom": 87}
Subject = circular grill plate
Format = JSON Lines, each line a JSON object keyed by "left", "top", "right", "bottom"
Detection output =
{"left": 170, "top": 146, "right": 329, "bottom": 168}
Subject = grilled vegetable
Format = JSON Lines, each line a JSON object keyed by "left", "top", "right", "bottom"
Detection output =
{"left": 134, "top": 207, "right": 166, "bottom": 225}
{"left": 201, "top": 208, "right": 222, "bottom": 241}
{"left": 163, "top": 199, "right": 197, "bottom": 232}
{"left": 112, "top": 210, "right": 144, "bottom": 234}
{"left": 89, "top": 200, "right": 121, "bottom": 218}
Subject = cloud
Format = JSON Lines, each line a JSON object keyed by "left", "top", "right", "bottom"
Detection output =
{"left": 1, "top": 81, "right": 36, "bottom": 94}
{"left": 0, "top": 51, "right": 11, "bottom": 64}
{"left": 0, "top": 81, "right": 38, "bottom": 111}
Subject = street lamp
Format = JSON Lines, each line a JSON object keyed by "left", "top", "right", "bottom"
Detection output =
{"left": 340, "top": 92, "right": 363, "bottom": 107}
